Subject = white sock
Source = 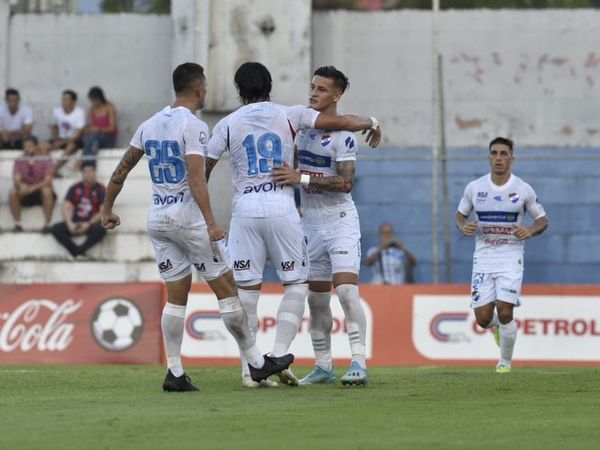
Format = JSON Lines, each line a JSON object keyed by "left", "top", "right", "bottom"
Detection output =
{"left": 161, "top": 302, "right": 186, "bottom": 377}
{"left": 272, "top": 283, "right": 308, "bottom": 357}
{"left": 308, "top": 290, "right": 333, "bottom": 372}
{"left": 218, "top": 296, "right": 264, "bottom": 369}
{"left": 237, "top": 289, "right": 260, "bottom": 377}
{"left": 499, "top": 320, "right": 517, "bottom": 366}
{"left": 336, "top": 284, "right": 367, "bottom": 369}
{"left": 483, "top": 311, "right": 499, "bottom": 329}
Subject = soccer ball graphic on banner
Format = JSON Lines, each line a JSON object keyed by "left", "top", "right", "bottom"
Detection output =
{"left": 91, "top": 298, "right": 144, "bottom": 352}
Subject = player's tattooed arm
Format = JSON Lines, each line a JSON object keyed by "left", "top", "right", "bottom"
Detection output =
{"left": 110, "top": 146, "right": 144, "bottom": 185}
{"left": 205, "top": 157, "right": 219, "bottom": 181}
{"left": 308, "top": 161, "right": 355, "bottom": 193}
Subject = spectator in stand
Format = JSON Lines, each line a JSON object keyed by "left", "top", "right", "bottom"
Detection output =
{"left": 51, "top": 90, "right": 86, "bottom": 176}
{"left": 50, "top": 162, "right": 107, "bottom": 259}
{"left": 365, "top": 222, "right": 417, "bottom": 284}
{"left": 0, "top": 88, "right": 34, "bottom": 149}
{"left": 9, "top": 136, "right": 56, "bottom": 232}
{"left": 82, "top": 86, "right": 117, "bottom": 164}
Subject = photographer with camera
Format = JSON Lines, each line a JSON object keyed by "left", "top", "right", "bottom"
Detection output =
{"left": 365, "top": 222, "right": 416, "bottom": 285}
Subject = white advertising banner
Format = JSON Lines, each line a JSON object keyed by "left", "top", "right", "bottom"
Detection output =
{"left": 413, "top": 295, "right": 600, "bottom": 361}
{"left": 181, "top": 293, "right": 373, "bottom": 359}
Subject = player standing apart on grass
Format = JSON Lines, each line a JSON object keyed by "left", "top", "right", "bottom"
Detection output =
{"left": 100, "top": 63, "right": 293, "bottom": 392}
{"left": 456, "top": 137, "right": 548, "bottom": 373}
{"left": 273, "top": 66, "right": 370, "bottom": 386}
{"left": 206, "top": 62, "right": 380, "bottom": 387}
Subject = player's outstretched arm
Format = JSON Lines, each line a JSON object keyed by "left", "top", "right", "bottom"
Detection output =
{"left": 314, "top": 114, "right": 381, "bottom": 148}
{"left": 101, "top": 145, "right": 144, "bottom": 229}
{"left": 273, "top": 161, "right": 355, "bottom": 193}
{"left": 186, "top": 154, "right": 225, "bottom": 241}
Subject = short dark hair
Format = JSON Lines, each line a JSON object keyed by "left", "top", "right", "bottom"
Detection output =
{"left": 81, "top": 160, "right": 97, "bottom": 170}
{"left": 88, "top": 86, "right": 107, "bottom": 103}
{"left": 489, "top": 136, "right": 514, "bottom": 153}
{"left": 172, "top": 63, "right": 205, "bottom": 94}
{"left": 63, "top": 90, "right": 78, "bottom": 102}
{"left": 234, "top": 62, "right": 272, "bottom": 104}
{"left": 23, "top": 135, "right": 38, "bottom": 145}
{"left": 313, "top": 66, "right": 349, "bottom": 93}
{"left": 5, "top": 88, "right": 19, "bottom": 98}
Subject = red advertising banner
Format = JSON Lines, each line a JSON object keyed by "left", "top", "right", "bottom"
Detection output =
{"left": 181, "top": 283, "right": 600, "bottom": 367}
{"left": 0, "top": 283, "right": 163, "bottom": 364}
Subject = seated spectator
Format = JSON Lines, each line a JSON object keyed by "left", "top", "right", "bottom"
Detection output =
{"left": 50, "top": 89, "right": 86, "bottom": 176}
{"left": 50, "top": 162, "right": 107, "bottom": 258}
{"left": 9, "top": 136, "right": 56, "bottom": 232}
{"left": 365, "top": 222, "right": 417, "bottom": 284}
{"left": 0, "top": 88, "right": 34, "bottom": 149}
{"left": 82, "top": 86, "right": 117, "bottom": 164}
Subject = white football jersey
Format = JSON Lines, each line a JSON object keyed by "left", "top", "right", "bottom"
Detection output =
{"left": 206, "top": 102, "right": 319, "bottom": 218}
{"left": 130, "top": 106, "right": 210, "bottom": 230}
{"left": 296, "top": 128, "right": 358, "bottom": 225}
{"left": 458, "top": 173, "right": 546, "bottom": 272}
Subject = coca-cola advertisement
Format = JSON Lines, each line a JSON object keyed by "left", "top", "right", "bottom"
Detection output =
{"left": 0, "top": 283, "right": 163, "bottom": 364}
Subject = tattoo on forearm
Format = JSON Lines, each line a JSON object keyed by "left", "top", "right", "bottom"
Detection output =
{"left": 308, "top": 161, "right": 355, "bottom": 192}
{"left": 111, "top": 147, "right": 143, "bottom": 185}
{"left": 205, "top": 158, "right": 219, "bottom": 181}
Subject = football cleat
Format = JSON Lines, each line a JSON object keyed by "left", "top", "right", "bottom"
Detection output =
{"left": 299, "top": 366, "right": 336, "bottom": 385}
{"left": 249, "top": 353, "right": 294, "bottom": 382}
{"left": 162, "top": 370, "right": 199, "bottom": 392}
{"left": 496, "top": 363, "right": 511, "bottom": 374}
{"left": 242, "top": 376, "right": 278, "bottom": 388}
{"left": 340, "top": 361, "right": 368, "bottom": 386}
{"left": 493, "top": 326, "right": 500, "bottom": 347}
{"left": 277, "top": 368, "right": 299, "bottom": 387}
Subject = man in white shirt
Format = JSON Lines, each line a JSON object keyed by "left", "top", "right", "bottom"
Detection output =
{"left": 51, "top": 90, "right": 86, "bottom": 176}
{"left": 456, "top": 137, "right": 548, "bottom": 373}
{"left": 100, "top": 63, "right": 293, "bottom": 392}
{"left": 206, "top": 61, "right": 380, "bottom": 387}
{"left": 0, "top": 88, "right": 33, "bottom": 149}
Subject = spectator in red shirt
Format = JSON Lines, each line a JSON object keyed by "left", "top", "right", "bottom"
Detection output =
{"left": 49, "top": 162, "right": 107, "bottom": 258}
{"left": 9, "top": 136, "right": 56, "bottom": 232}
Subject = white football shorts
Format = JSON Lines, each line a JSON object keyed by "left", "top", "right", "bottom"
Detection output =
{"left": 304, "top": 213, "right": 361, "bottom": 281}
{"left": 470, "top": 270, "right": 523, "bottom": 309}
{"left": 148, "top": 225, "right": 231, "bottom": 282}
{"left": 228, "top": 210, "right": 308, "bottom": 284}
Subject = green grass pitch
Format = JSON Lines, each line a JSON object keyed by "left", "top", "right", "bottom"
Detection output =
{"left": 2, "top": 365, "right": 599, "bottom": 450}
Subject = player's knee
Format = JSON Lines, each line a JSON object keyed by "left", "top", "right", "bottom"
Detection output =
{"left": 498, "top": 310, "right": 513, "bottom": 324}
{"left": 476, "top": 317, "right": 491, "bottom": 328}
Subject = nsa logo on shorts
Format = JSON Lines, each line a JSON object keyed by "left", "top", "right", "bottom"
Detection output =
{"left": 234, "top": 260, "right": 250, "bottom": 270}
{"left": 158, "top": 259, "right": 173, "bottom": 273}
{"left": 194, "top": 263, "right": 206, "bottom": 272}
{"left": 281, "top": 261, "right": 295, "bottom": 271}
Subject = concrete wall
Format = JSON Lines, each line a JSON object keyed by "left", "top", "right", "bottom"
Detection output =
{"left": 5, "top": 13, "right": 173, "bottom": 145}
{"left": 313, "top": 9, "right": 600, "bottom": 147}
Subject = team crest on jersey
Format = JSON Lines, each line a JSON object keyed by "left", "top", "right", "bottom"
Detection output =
{"left": 509, "top": 192, "right": 519, "bottom": 204}
{"left": 309, "top": 132, "right": 317, "bottom": 140}
{"left": 321, "top": 134, "right": 332, "bottom": 146}
{"left": 344, "top": 136, "right": 355, "bottom": 149}
{"left": 199, "top": 131, "right": 207, "bottom": 144}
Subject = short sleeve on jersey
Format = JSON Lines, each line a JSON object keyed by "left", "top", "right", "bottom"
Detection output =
{"left": 130, "top": 123, "right": 144, "bottom": 150}
{"left": 458, "top": 182, "right": 474, "bottom": 216}
{"left": 184, "top": 117, "right": 209, "bottom": 157}
{"left": 283, "top": 105, "right": 319, "bottom": 133}
{"left": 335, "top": 132, "right": 358, "bottom": 162}
{"left": 206, "top": 118, "right": 228, "bottom": 160}
{"left": 524, "top": 185, "right": 546, "bottom": 220}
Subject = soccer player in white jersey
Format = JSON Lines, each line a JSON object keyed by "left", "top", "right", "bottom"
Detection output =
{"left": 206, "top": 62, "right": 380, "bottom": 387}
{"left": 100, "top": 63, "right": 293, "bottom": 391}
{"left": 456, "top": 137, "right": 548, "bottom": 373}
{"left": 273, "top": 66, "right": 370, "bottom": 386}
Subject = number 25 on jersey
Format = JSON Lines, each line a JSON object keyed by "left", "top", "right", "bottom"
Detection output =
{"left": 144, "top": 140, "right": 185, "bottom": 184}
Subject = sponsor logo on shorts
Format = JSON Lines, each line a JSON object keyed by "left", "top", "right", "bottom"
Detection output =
{"left": 199, "top": 131, "right": 207, "bottom": 144}
{"left": 234, "top": 260, "right": 251, "bottom": 271}
{"left": 331, "top": 247, "right": 349, "bottom": 255}
{"left": 242, "top": 182, "right": 284, "bottom": 194}
{"left": 158, "top": 259, "right": 173, "bottom": 273}
{"left": 153, "top": 192, "right": 184, "bottom": 206}
{"left": 501, "top": 287, "right": 518, "bottom": 294}
{"left": 281, "top": 261, "right": 295, "bottom": 271}
{"left": 194, "top": 263, "right": 206, "bottom": 272}
{"left": 471, "top": 289, "right": 480, "bottom": 302}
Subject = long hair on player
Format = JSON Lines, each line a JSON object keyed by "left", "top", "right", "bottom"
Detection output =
{"left": 313, "top": 65, "right": 350, "bottom": 94}
{"left": 172, "top": 62, "right": 206, "bottom": 94}
{"left": 234, "top": 62, "right": 272, "bottom": 105}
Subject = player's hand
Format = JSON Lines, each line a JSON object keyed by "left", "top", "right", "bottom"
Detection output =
{"left": 207, "top": 224, "right": 226, "bottom": 241}
{"left": 101, "top": 212, "right": 121, "bottom": 229}
{"left": 272, "top": 162, "right": 301, "bottom": 185}
{"left": 512, "top": 224, "right": 532, "bottom": 240}
{"left": 363, "top": 126, "right": 382, "bottom": 148}
{"left": 461, "top": 220, "right": 478, "bottom": 236}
